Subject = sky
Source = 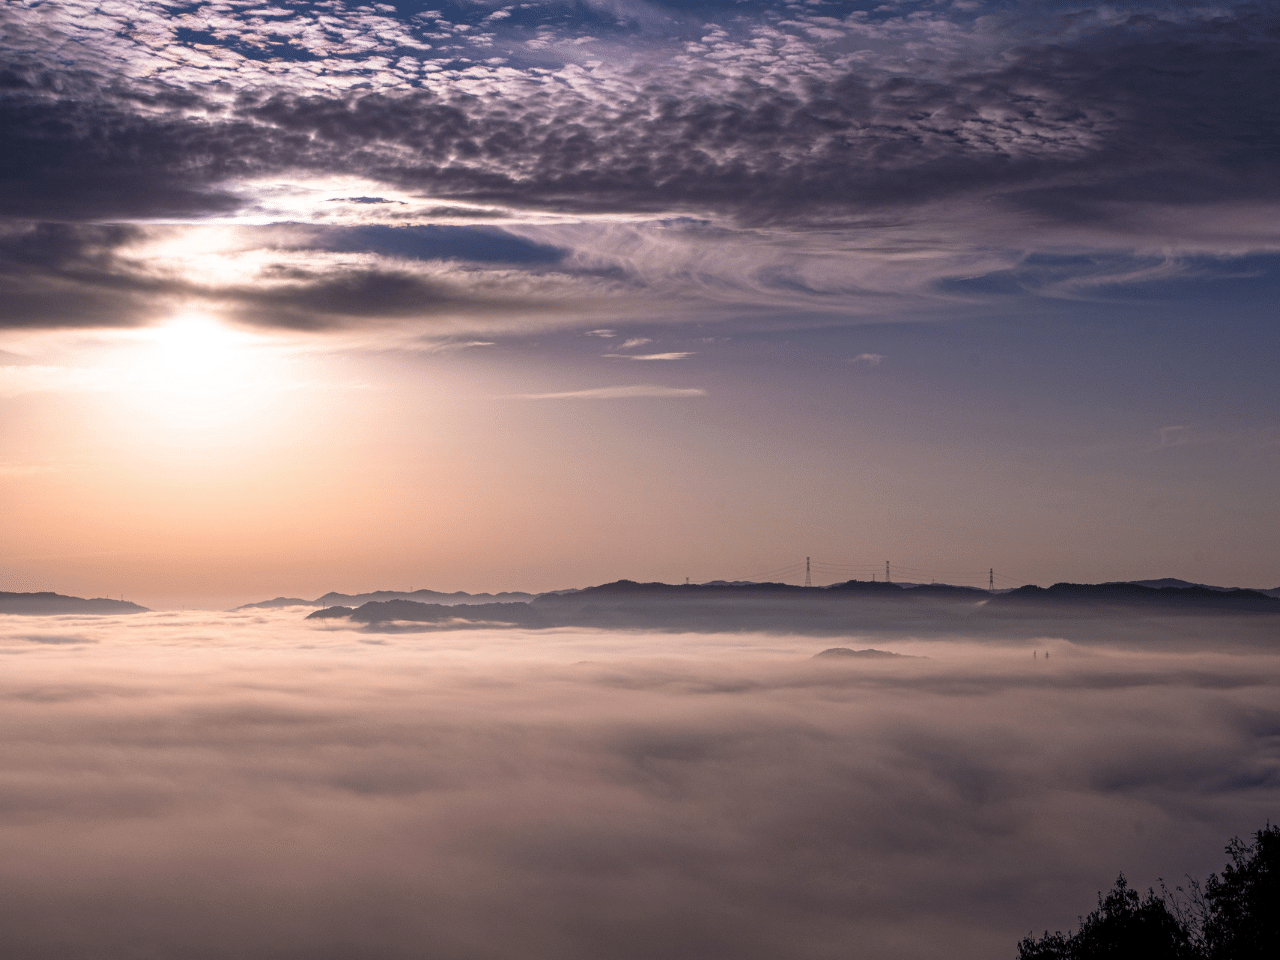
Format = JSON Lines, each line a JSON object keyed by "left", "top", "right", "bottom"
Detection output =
{"left": 2, "top": 1, "right": 1279, "bottom": 608}
{"left": 0, "top": 612, "right": 1276, "bottom": 960}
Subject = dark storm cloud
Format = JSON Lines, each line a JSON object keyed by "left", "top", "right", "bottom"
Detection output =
{"left": 3, "top": 2, "right": 1280, "bottom": 329}
{"left": 0, "top": 611, "right": 1277, "bottom": 959}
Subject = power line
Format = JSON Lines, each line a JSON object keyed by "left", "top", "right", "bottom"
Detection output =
{"left": 728, "top": 556, "right": 1037, "bottom": 589}
{"left": 733, "top": 560, "right": 807, "bottom": 584}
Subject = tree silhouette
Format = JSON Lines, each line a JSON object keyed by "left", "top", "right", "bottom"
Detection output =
{"left": 1201, "top": 825, "right": 1280, "bottom": 960}
{"left": 1018, "top": 824, "right": 1279, "bottom": 960}
{"left": 1018, "top": 874, "right": 1197, "bottom": 960}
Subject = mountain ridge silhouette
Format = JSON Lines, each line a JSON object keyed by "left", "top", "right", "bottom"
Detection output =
{"left": 304, "top": 578, "right": 1280, "bottom": 637}
{"left": 0, "top": 591, "right": 148, "bottom": 615}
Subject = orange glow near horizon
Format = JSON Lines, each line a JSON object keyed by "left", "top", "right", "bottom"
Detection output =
{"left": 4, "top": 312, "right": 1279, "bottom": 609}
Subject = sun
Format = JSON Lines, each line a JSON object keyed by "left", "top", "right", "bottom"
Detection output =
{"left": 145, "top": 314, "right": 250, "bottom": 389}
{"left": 116, "top": 314, "right": 279, "bottom": 432}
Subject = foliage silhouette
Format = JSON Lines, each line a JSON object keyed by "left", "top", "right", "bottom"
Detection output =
{"left": 1018, "top": 874, "right": 1197, "bottom": 960}
{"left": 1201, "top": 825, "right": 1280, "bottom": 960}
{"left": 1018, "top": 825, "right": 1279, "bottom": 960}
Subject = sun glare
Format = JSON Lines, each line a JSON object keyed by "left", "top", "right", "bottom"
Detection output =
{"left": 114, "top": 314, "right": 287, "bottom": 433}
{"left": 148, "top": 314, "right": 246, "bottom": 383}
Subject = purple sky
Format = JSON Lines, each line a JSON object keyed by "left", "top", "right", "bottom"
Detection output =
{"left": 1, "top": 2, "right": 1278, "bottom": 606}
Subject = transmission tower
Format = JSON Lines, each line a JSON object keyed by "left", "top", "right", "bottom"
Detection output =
{"left": 989, "top": 568, "right": 994, "bottom": 593}
{"left": 885, "top": 561, "right": 891, "bottom": 584}
{"left": 804, "top": 557, "right": 812, "bottom": 588}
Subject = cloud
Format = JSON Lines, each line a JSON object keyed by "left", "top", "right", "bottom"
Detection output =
{"left": 1145, "top": 424, "right": 1280, "bottom": 460}
{"left": 0, "top": 222, "right": 607, "bottom": 333}
{"left": 414, "top": 339, "right": 496, "bottom": 354}
{"left": 32, "top": 9, "right": 1276, "bottom": 232}
{"left": 3, "top": 4, "right": 1280, "bottom": 334}
{"left": 851, "top": 353, "right": 885, "bottom": 365}
{"left": 0, "top": 609, "right": 1274, "bottom": 959}
{"left": 605, "top": 352, "right": 694, "bottom": 360}
{"left": 513, "top": 384, "right": 707, "bottom": 399}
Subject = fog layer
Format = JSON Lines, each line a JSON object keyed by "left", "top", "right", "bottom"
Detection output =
{"left": 0, "top": 611, "right": 1277, "bottom": 959}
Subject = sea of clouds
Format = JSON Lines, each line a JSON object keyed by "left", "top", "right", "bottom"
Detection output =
{"left": 0, "top": 610, "right": 1277, "bottom": 959}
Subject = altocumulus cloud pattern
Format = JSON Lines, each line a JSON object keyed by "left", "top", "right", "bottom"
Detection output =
{"left": 3, "top": 1, "right": 1280, "bottom": 333}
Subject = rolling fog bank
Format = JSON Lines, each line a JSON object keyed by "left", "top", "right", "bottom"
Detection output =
{"left": 0, "top": 610, "right": 1276, "bottom": 959}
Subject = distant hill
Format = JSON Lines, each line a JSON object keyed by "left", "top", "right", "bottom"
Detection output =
{"left": 260, "top": 577, "right": 1280, "bottom": 616}
{"left": 303, "top": 577, "right": 1280, "bottom": 637}
{"left": 318, "top": 589, "right": 537, "bottom": 607}
{"left": 1120, "top": 579, "right": 1280, "bottom": 599}
{"left": 989, "top": 582, "right": 1280, "bottom": 614}
{"left": 316, "top": 599, "right": 536, "bottom": 626}
{"left": 0, "top": 592, "right": 148, "bottom": 615}
{"left": 1123, "top": 578, "right": 1230, "bottom": 591}
{"left": 235, "top": 597, "right": 318, "bottom": 610}
{"left": 532, "top": 579, "right": 988, "bottom": 602}
{"left": 308, "top": 578, "right": 993, "bottom": 634}
{"left": 236, "top": 588, "right": 537, "bottom": 611}
{"left": 306, "top": 605, "right": 358, "bottom": 621}
{"left": 534, "top": 580, "right": 808, "bottom": 601}
{"left": 826, "top": 580, "right": 989, "bottom": 598}
{"left": 812, "top": 648, "right": 915, "bottom": 659}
